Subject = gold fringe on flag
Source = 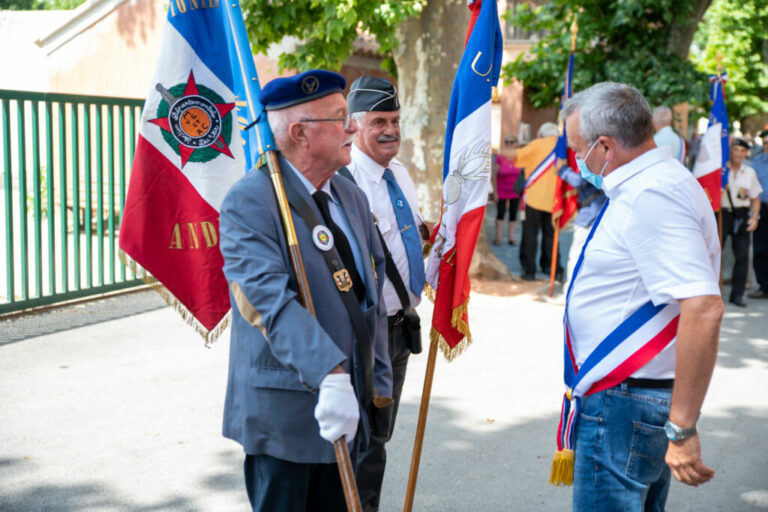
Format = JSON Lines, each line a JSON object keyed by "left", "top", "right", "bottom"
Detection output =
{"left": 424, "top": 281, "right": 473, "bottom": 361}
{"left": 548, "top": 449, "right": 575, "bottom": 486}
{"left": 119, "top": 250, "right": 230, "bottom": 347}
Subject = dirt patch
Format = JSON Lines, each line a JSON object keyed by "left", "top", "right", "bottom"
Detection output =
{"left": 472, "top": 277, "right": 548, "bottom": 297}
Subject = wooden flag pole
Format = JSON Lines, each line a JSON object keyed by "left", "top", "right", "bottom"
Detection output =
{"left": 265, "top": 150, "right": 361, "bottom": 512}
{"left": 403, "top": 339, "right": 439, "bottom": 512}
{"left": 549, "top": 16, "right": 578, "bottom": 297}
{"left": 715, "top": 52, "right": 725, "bottom": 292}
{"left": 549, "top": 224, "right": 560, "bottom": 297}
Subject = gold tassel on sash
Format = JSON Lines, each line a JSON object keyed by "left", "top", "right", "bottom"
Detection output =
{"left": 549, "top": 448, "right": 575, "bottom": 486}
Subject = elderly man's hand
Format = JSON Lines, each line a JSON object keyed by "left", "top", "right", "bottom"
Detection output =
{"left": 314, "top": 373, "right": 359, "bottom": 443}
{"left": 665, "top": 434, "right": 715, "bottom": 486}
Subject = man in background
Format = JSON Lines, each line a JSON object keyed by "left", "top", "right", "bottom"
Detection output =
{"left": 748, "top": 129, "right": 768, "bottom": 299}
{"left": 653, "top": 106, "right": 685, "bottom": 163}
{"left": 346, "top": 76, "right": 428, "bottom": 512}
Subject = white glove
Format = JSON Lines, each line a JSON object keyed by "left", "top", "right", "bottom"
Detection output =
{"left": 314, "top": 373, "right": 360, "bottom": 443}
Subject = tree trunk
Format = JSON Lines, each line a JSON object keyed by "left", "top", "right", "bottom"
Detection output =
{"left": 393, "top": 0, "right": 510, "bottom": 280}
{"left": 668, "top": 0, "right": 713, "bottom": 58}
{"left": 392, "top": 0, "right": 466, "bottom": 222}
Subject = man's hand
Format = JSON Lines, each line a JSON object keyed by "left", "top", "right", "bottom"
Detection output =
{"left": 665, "top": 434, "right": 715, "bottom": 486}
{"left": 747, "top": 216, "right": 759, "bottom": 232}
{"left": 314, "top": 373, "right": 359, "bottom": 443}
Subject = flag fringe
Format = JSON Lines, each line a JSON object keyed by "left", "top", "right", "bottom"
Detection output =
{"left": 118, "top": 250, "right": 230, "bottom": 347}
{"left": 424, "top": 282, "right": 437, "bottom": 303}
{"left": 426, "top": 296, "right": 473, "bottom": 362}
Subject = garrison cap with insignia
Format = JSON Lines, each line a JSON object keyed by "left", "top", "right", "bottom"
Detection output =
{"left": 259, "top": 69, "right": 346, "bottom": 111}
{"left": 347, "top": 76, "right": 400, "bottom": 113}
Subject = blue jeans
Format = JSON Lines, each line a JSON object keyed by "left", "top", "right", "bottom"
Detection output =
{"left": 573, "top": 383, "right": 672, "bottom": 512}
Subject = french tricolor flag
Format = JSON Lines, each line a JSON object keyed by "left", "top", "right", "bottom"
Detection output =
{"left": 425, "top": 0, "right": 502, "bottom": 360}
{"left": 693, "top": 73, "right": 729, "bottom": 211}
{"left": 119, "top": 1, "right": 271, "bottom": 343}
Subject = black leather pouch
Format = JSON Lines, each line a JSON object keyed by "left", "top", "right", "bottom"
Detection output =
{"left": 403, "top": 309, "right": 422, "bottom": 354}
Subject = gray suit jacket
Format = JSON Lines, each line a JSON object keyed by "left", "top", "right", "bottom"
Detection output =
{"left": 219, "top": 155, "right": 392, "bottom": 463}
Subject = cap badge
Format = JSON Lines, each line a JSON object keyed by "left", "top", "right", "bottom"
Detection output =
{"left": 301, "top": 76, "right": 320, "bottom": 95}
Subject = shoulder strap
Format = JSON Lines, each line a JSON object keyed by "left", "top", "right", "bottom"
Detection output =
{"left": 260, "top": 165, "right": 374, "bottom": 409}
{"left": 337, "top": 167, "right": 410, "bottom": 311}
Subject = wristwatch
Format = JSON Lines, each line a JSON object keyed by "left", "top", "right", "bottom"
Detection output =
{"left": 664, "top": 420, "right": 697, "bottom": 442}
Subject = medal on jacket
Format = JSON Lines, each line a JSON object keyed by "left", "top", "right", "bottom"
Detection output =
{"left": 312, "top": 225, "right": 334, "bottom": 251}
{"left": 333, "top": 269, "right": 353, "bottom": 292}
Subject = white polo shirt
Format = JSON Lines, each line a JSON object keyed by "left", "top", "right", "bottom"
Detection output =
{"left": 567, "top": 147, "right": 721, "bottom": 379}
{"left": 348, "top": 144, "right": 424, "bottom": 316}
{"left": 722, "top": 162, "right": 763, "bottom": 209}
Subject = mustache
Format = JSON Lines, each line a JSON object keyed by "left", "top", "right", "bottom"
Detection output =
{"left": 377, "top": 134, "right": 399, "bottom": 143}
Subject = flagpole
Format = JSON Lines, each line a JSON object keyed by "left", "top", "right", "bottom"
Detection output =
{"left": 403, "top": 339, "right": 438, "bottom": 512}
{"left": 224, "top": 3, "right": 361, "bottom": 509}
{"left": 715, "top": 52, "right": 725, "bottom": 291}
{"left": 549, "top": 16, "right": 578, "bottom": 297}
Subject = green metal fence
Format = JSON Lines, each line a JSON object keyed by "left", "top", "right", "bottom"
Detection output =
{"left": 1, "top": 90, "right": 144, "bottom": 314}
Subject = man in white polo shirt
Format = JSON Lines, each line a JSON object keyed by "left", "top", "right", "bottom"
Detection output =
{"left": 550, "top": 82, "right": 724, "bottom": 511}
{"left": 721, "top": 138, "right": 763, "bottom": 307}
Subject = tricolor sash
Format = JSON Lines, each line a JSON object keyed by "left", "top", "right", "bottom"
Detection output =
{"left": 550, "top": 200, "right": 680, "bottom": 486}
{"left": 524, "top": 149, "right": 556, "bottom": 190}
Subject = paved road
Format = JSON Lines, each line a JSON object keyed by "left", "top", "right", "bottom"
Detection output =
{"left": 2, "top": 284, "right": 766, "bottom": 511}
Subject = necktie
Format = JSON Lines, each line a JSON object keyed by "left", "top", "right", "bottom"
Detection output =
{"left": 382, "top": 168, "right": 426, "bottom": 296}
{"left": 312, "top": 191, "right": 366, "bottom": 303}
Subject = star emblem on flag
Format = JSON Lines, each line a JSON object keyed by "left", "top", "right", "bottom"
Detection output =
{"left": 149, "top": 70, "right": 236, "bottom": 168}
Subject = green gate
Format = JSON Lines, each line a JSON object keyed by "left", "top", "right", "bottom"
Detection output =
{"left": 1, "top": 90, "right": 144, "bottom": 314}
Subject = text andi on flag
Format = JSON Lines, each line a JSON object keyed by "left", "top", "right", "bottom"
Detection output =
{"left": 119, "top": 1, "right": 270, "bottom": 344}
{"left": 425, "top": 0, "right": 502, "bottom": 360}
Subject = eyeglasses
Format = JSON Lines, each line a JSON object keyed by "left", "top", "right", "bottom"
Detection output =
{"left": 299, "top": 113, "right": 353, "bottom": 131}
{"left": 504, "top": 140, "right": 517, "bottom": 145}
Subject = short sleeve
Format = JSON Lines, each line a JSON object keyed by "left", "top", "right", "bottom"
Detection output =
{"left": 749, "top": 168, "right": 764, "bottom": 198}
{"left": 624, "top": 187, "right": 720, "bottom": 303}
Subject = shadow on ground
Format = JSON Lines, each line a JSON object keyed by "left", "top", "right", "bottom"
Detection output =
{"left": 0, "top": 290, "right": 167, "bottom": 346}
{"left": 380, "top": 400, "right": 768, "bottom": 511}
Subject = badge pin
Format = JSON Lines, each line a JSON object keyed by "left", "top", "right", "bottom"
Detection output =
{"left": 396, "top": 199, "right": 405, "bottom": 209}
{"left": 333, "top": 269, "right": 353, "bottom": 292}
{"left": 312, "top": 225, "right": 334, "bottom": 251}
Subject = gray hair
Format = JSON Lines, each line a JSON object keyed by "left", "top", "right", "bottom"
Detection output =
{"left": 563, "top": 82, "right": 654, "bottom": 149}
{"left": 351, "top": 111, "right": 366, "bottom": 124}
{"left": 652, "top": 106, "right": 672, "bottom": 127}
{"left": 267, "top": 106, "right": 306, "bottom": 150}
{"left": 537, "top": 122, "right": 559, "bottom": 138}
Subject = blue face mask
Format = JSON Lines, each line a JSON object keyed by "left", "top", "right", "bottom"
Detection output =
{"left": 576, "top": 140, "right": 608, "bottom": 189}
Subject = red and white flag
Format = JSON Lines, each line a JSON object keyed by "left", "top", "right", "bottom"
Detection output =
{"left": 425, "top": 0, "right": 502, "bottom": 360}
{"left": 119, "top": 2, "right": 266, "bottom": 343}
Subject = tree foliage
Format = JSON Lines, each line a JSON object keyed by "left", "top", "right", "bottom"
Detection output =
{"left": 503, "top": 0, "right": 710, "bottom": 111}
{"left": 241, "top": 0, "right": 426, "bottom": 76}
{"left": 691, "top": 0, "right": 768, "bottom": 121}
{"left": 1, "top": 0, "right": 85, "bottom": 8}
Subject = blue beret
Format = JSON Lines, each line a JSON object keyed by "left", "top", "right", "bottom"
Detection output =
{"left": 259, "top": 69, "right": 346, "bottom": 111}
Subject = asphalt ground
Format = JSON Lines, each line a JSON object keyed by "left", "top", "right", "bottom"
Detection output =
{"left": 1, "top": 206, "right": 767, "bottom": 511}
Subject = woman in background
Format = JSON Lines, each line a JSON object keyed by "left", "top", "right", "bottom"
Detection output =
{"left": 492, "top": 135, "right": 522, "bottom": 245}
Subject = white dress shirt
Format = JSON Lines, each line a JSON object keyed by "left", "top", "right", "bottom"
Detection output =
{"left": 348, "top": 144, "right": 424, "bottom": 316}
{"left": 567, "top": 147, "right": 721, "bottom": 379}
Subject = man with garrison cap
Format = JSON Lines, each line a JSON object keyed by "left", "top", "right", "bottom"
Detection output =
{"left": 219, "top": 69, "right": 393, "bottom": 511}
{"left": 345, "top": 75, "right": 429, "bottom": 511}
